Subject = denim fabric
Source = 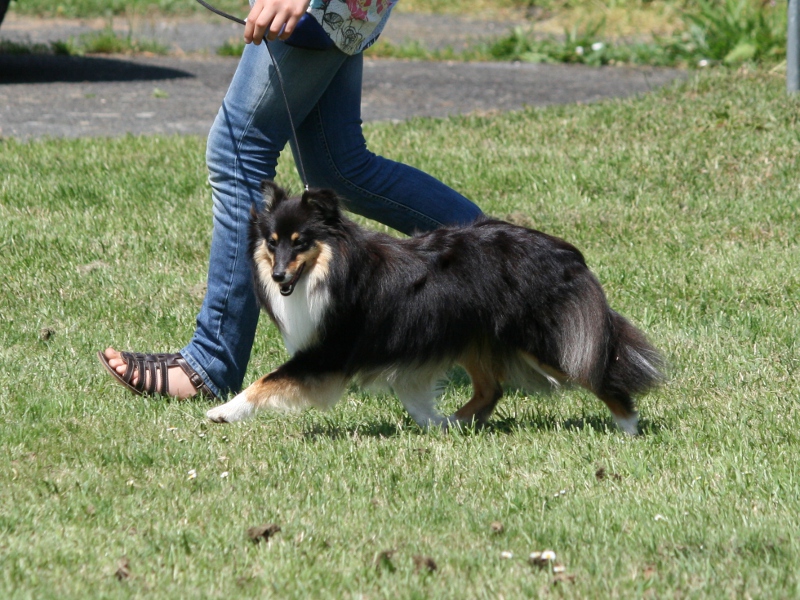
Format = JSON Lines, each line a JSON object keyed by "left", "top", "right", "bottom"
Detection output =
{"left": 180, "top": 40, "right": 483, "bottom": 397}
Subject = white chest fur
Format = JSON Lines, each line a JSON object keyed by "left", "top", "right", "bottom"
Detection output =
{"left": 264, "top": 273, "right": 330, "bottom": 355}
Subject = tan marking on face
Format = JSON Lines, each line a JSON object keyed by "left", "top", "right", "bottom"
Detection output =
{"left": 291, "top": 232, "right": 300, "bottom": 242}
{"left": 286, "top": 240, "right": 334, "bottom": 280}
{"left": 270, "top": 233, "right": 279, "bottom": 243}
{"left": 309, "top": 242, "right": 333, "bottom": 283}
{"left": 253, "top": 239, "right": 274, "bottom": 287}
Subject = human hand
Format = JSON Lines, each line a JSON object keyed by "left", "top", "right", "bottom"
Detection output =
{"left": 245, "top": 0, "right": 310, "bottom": 45}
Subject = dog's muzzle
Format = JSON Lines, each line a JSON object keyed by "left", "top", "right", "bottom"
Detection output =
{"left": 275, "top": 263, "right": 306, "bottom": 296}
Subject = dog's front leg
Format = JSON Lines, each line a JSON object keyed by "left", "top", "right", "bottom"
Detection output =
{"left": 206, "top": 357, "right": 347, "bottom": 423}
{"left": 207, "top": 387, "right": 257, "bottom": 423}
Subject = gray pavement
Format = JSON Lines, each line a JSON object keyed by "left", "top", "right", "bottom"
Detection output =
{"left": 0, "top": 13, "right": 686, "bottom": 139}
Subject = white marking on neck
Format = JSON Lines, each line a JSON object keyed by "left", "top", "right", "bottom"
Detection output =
{"left": 263, "top": 244, "right": 332, "bottom": 355}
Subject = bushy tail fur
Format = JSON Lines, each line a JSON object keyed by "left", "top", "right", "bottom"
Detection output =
{"left": 608, "top": 311, "right": 664, "bottom": 394}
{"left": 593, "top": 311, "right": 664, "bottom": 433}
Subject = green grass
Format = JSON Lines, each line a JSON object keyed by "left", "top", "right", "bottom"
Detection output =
{"left": 1, "top": 68, "right": 799, "bottom": 598}
{"left": 2, "top": 0, "right": 519, "bottom": 18}
{"left": 6, "top": 0, "right": 786, "bottom": 68}
{"left": 6, "top": 0, "right": 251, "bottom": 19}
{"left": 367, "top": 0, "right": 788, "bottom": 68}
{"left": 68, "top": 26, "right": 169, "bottom": 54}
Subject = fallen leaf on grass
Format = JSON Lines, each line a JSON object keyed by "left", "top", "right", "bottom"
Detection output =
{"left": 247, "top": 523, "right": 281, "bottom": 543}
{"left": 552, "top": 571, "right": 576, "bottom": 584}
{"left": 115, "top": 558, "right": 131, "bottom": 581}
{"left": 490, "top": 520, "right": 505, "bottom": 534}
{"left": 595, "top": 466, "right": 622, "bottom": 481}
{"left": 413, "top": 555, "right": 437, "bottom": 573}
{"left": 374, "top": 549, "right": 396, "bottom": 572}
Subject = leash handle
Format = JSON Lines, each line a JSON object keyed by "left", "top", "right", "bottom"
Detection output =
{"left": 194, "top": 0, "right": 310, "bottom": 191}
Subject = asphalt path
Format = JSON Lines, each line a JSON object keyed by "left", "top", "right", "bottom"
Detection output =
{"left": 0, "top": 14, "right": 686, "bottom": 139}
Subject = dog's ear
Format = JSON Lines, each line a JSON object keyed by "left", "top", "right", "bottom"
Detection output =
{"left": 261, "top": 180, "right": 287, "bottom": 210}
{"left": 302, "top": 188, "right": 341, "bottom": 222}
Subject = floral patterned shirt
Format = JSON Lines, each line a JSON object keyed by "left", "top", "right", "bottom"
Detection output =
{"left": 307, "top": 0, "right": 399, "bottom": 54}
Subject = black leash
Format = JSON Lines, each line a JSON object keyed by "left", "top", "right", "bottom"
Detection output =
{"left": 195, "top": 0, "right": 310, "bottom": 190}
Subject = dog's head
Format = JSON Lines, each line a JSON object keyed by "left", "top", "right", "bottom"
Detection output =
{"left": 250, "top": 181, "right": 341, "bottom": 297}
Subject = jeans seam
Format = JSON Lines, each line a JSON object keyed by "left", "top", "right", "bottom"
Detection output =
{"left": 207, "top": 47, "right": 282, "bottom": 390}
{"left": 202, "top": 106, "right": 245, "bottom": 394}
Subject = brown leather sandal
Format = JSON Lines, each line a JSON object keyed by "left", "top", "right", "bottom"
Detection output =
{"left": 97, "top": 351, "right": 215, "bottom": 399}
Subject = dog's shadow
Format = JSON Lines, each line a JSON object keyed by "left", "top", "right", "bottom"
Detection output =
{"left": 489, "top": 413, "right": 664, "bottom": 436}
{"left": 301, "top": 389, "right": 665, "bottom": 441}
{"left": 302, "top": 416, "right": 664, "bottom": 440}
{"left": 301, "top": 367, "right": 666, "bottom": 440}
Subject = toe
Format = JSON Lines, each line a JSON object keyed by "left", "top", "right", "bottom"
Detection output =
{"left": 103, "top": 348, "right": 138, "bottom": 381}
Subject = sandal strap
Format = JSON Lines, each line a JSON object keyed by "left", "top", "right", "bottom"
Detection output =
{"left": 173, "top": 355, "right": 215, "bottom": 399}
{"left": 115, "top": 351, "right": 215, "bottom": 398}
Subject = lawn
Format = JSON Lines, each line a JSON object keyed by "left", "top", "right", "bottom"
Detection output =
{"left": 1, "top": 68, "right": 799, "bottom": 597}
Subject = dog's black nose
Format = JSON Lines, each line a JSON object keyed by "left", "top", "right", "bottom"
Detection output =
{"left": 272, "top": 271, "right": 286, "bottom": 283}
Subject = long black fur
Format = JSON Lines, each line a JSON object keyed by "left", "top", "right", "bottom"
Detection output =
{"left": 240, "top": 182, "right": 663, "bottom": 431}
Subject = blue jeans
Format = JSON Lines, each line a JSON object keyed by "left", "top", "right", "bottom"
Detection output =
{"left": 180, "top": 40, "right": 483, "bottom": 397}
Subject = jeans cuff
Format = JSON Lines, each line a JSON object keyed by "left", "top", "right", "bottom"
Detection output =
{"left": 179, "top": 348, "right": 222, "bottom": 399}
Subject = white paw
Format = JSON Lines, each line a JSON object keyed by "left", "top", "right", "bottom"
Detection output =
{"left": 613, "top": 413, "right": 640, "bottom": 436}
{"left": 413, "top": 414, "right": 452, "bottom": 431}
{"left": 206, "top": 392, "right": 255, "bottom": 423}
{"left": 441, "top": 414, "right": 483, "bottom": 432}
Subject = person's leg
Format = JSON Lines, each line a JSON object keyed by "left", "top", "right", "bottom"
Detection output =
{"left": 103, "top": 41, "right": 352, "bottom": 397}
{"left": 292, "top": 52, "right": 482, "bottom": 236}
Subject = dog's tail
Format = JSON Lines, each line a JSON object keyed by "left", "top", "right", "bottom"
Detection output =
{"left": 592, "top": 310, "right": 664, "bottom": 434}
{"left": 550, "top": 283, "right": 663, "bottom": 434}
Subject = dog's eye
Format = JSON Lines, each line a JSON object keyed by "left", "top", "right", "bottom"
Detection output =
{"left": 293, "top": 238, "right": 309, "bottom": 251}
{"left": 266, "top": 238, "right": 277, "bottom": 251}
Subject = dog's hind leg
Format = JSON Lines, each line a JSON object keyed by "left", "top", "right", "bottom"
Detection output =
{"left": 392, "top": 371, "right": 448, "bottom": 429}
{"left": 596, "top": 393, "right": 639, "bottom": 436}
{"left": 451, "top": 356, "right": 503, "bottom": 425}
{"left": 207, "top": 365, "right": 346, "bottom": 423}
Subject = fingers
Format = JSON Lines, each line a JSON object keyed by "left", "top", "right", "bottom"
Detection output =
{"left": 278, "top": 14, "right": 303, "bottom": 41}
{"left": 244, "top": 0, "right": 308, "bottom": 45}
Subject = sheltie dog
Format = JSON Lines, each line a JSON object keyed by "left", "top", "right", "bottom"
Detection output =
{"left": 206, "top": 182, "right": 663, "bottom": 434}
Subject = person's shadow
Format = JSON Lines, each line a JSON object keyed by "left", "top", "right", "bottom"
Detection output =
{"left": 0, "top": 53, "right": 192, "bottom": 84}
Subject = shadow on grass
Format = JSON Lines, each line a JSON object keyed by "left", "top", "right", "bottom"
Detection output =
{"left": 268, "top": 368, "right": 668, "bottom": 440}
{"left": 492, "top": 412, "right": 666, "bottom": 435}
{"left": 0, "top": 54, "right": 192, "bottom": 84}
{"left": 303, "top": 421, "right": 405, "bottom": 440}
{"left": 301, "top": 410, "right": 667, "bottom": 440}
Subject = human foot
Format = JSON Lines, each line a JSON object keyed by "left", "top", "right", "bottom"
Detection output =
{"left": 98, "top": 348, "right": 214, "bottom": 399}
